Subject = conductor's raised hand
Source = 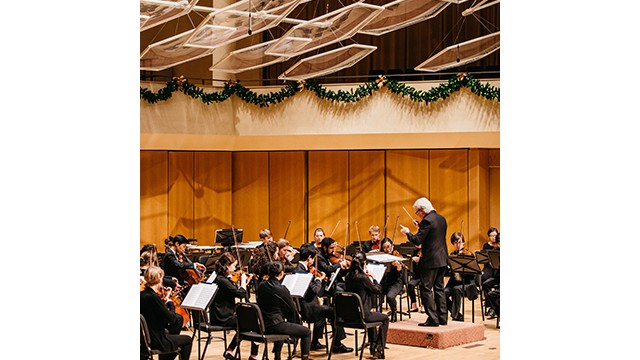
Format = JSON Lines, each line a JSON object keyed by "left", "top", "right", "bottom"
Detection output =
{"left": 399, "top": 225, "right": 410, "bottom": 235}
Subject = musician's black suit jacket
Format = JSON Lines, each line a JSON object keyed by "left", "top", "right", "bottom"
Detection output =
{"left": 140, "top": 287, "right": 183, "bottom": 353}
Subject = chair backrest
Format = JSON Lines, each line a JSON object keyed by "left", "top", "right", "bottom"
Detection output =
{"left": 140, "top": 314, "right": 152, "bottom": 354}
{"left": 333, "top": 292, "right": 366, "bottom": 326}
{"left": 235, "top": 302, "right": 265, "bottom": 334}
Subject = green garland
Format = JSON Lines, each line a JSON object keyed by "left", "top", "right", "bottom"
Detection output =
{"left": 140, "top": 74, "right": 499, "bottom": 108}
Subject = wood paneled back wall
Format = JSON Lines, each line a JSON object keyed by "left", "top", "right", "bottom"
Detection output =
{"left": 141, "top": 149, "right": 500, "bottom": 253}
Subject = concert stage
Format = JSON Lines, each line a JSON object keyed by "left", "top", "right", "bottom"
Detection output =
{"left": 386, "top": 318, "right": 485, "bottom": 349}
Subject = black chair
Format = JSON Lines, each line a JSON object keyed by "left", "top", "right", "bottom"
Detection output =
{"left": 140, "top": 314, "right": 182, "bottom": 360}
{"left": 293, "top": 297, "right": 330, "bottom": 354}
{"left": 192, "top": 310, "right": 235, "bottom": 360}
{"left": 328, "top": 292, "right": 384, "bottom": 360}
{"left": 234, "top": 302, "right": 292, "bottom": 360}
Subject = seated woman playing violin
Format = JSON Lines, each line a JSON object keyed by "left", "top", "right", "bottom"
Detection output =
{"left": 140, "top": 266, "right": 192, "bottom": 360}
{"left": 445, "top": 232, "right": 477, "bottom": 322}
{"left": 210, "top": 253, "right": 259, "bottom": 360}
{"left": 379, "top": 238, "right": 406, "bottom": 322}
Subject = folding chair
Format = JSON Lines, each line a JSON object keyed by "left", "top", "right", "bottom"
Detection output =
{"left": 140, "top": 314, "right": 182, "bottom": 360}
{"left": 328, "top": 292, "right": 384, "bottom": 360}
{"left": 192, "top": 310, "right": 235, "bottom": 360}
{"left": 234, "top": 303, "right": 292, "bottom": 360}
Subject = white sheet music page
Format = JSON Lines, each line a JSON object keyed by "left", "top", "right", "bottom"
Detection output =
{"left": 366, "top": 263, "right": 387, "bottom": 283}
{"left": 181, "top": 283, "right": 218, "bottom": 310}
{"left": 206, "top": 271, "right": 217, "bottom": 284}
{"left": 366, "top": 253, "right": 405, "bottom": 263}
{"left": 282, "top": 273, "right": 313, "bottom": 297}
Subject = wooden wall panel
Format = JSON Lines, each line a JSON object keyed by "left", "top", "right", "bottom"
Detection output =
{"left": 140, "top": 151, "right": 168, "bottom": 248}
{"left": 308, "top": 151, "right": 349, "bottom": 242}
{"left": 429, "top": 150, "right": 469, "bottom": 253}
{"left": 488, "top": 149, "right": 500, "bottom": 232}
{"left": 385, "top": 150, "right": 430, "bottom": 241}
{"left": 468, "top": 149, "right": 489, "bottom": 251}
{"left": 168, "top": 152, "right": 194, "bottom": 238}
{"left": 232, "top": 152, "right": 269, "bottom": 242}
{"left": 269, "top": 152, "right": 307, "bottom": 248}
{"left": 349, "top": 151, "right": 386, "bottom": 243}
{"left": 194, "top": 152, "right": 232, "bottom": 245}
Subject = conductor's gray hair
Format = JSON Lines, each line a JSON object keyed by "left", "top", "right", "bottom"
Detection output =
{"left": 413, "top": 197, "right": 435, "bottom": 213}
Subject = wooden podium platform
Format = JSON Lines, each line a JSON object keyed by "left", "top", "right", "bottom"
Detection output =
{"left": 386, "top": 318, "right": 485, "bottom": 349}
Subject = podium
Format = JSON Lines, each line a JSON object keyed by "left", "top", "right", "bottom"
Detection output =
{"left": 448, "top": 255, "right": 482, "bottom": 322}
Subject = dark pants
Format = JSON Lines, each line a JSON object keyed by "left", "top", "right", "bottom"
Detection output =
{"left": 487, "top": 290, "right": 500, "bottom": 316}
{"left": 382, "top": 281, "right": 404, "bottom": 312}
{"left": 419, "top": 266, "right": 448, "bottom": 324}
{"left": 407, "top": 278, "right": 421, "bottom": 305}
{"left": 445, "top": 283, "right": 466, "bottom": 320}
{"left": 364, "top": 311, "right": 389, "bottom": 348}
{"left": 268, "top": 322, "right": 311, "bottom": 356}
{"left": 311, "top": 305, "right": 346, "bottom": 345}
{"left": 159, "top": 334, "right": 192, "bottom": 360}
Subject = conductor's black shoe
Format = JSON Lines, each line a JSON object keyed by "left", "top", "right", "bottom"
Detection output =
{"left": 310, "top": 342, "right": 326, "bottom": 351}
{"left": 418, "top": 319, "right": 439, "bottom": 327}
{"left": 332, "top": 343, "right": 353, "bottom": 353}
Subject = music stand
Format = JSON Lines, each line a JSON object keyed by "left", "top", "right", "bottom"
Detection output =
{"left": 487, "top": 250, "right": 500, "bottom": 270}
{"left": 474, "top": 250, "right": 489, "bottom": 266}
{"left": 448, "top": 255, "right": 482, "bottom": 322}
{"left": 215, "top": 228, "right": 243, "bottom": 247}
{"left": 180, "top": 283, "right": 219, "bottom": 360}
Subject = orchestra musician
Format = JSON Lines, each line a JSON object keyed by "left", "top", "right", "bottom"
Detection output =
{"left": 482, "top": 228, "right": 500, "bottom": 318}
{"left": 140, "top": 266, "right": 192, "bottom": 360}
{"left": 162, "top": 235, "right": 206, "bottom": 286}
{"left": 276, "top": 238, "right": 296, "bottom": 274}
{"left": 313, "top": 228, "right": 325, "bottom": 249}
{"left": 317, "top": 237, "right": 349, "bottom": 294}
{"left": 210, "top": 253, "right": 259, "bottom": 360}
{"left": 345, "top": 251, "right": 389, "bottom": 359}
{"left": 406, "top": 244, "right": 423, "bottom": 313}
{"left": 361, "top": 225, "right": 382, "bottom": 253}
{"left": 294, "top": 244, "right": 352, "bottom": 354}
{"left": 256, "top": 261, "right": 311, "bottom": 360}
{"left": 140, "top": 245, "right": 182, "bottom": 293}
{"left": 445, "top": 232, "right": 477, "bottom": 322}
{"left": 399, "top": 197, "right": 449, "bottom": 327}
{"left": 251, "top": 241, "right": 279, "bottom": 290}
{"left": 255, "top": 229, "right": 274, "bottom": 249}
{"left": 379, "top": 238, "right": 405, "bottom": 322}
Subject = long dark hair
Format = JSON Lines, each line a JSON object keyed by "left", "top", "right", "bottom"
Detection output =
{"left": 252, "top": 242, "right": 278, "bottom": 275}
{"left": 348, "top": 251, "right": 367, "bottom": 275}
{"left": 214, "top": 252, "right": 237, "bottom": 277}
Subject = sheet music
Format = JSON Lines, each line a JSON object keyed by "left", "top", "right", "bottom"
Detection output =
{"left": 181, "top": 283, "right": 218, "bottom": 311}
{"left": 366, "top": 263, "right": 387, "bottom": 283}
{"left": 326, "top": 268, "right": 340, "bottom": 291}
{"left": 205, "top": 271, "right": 217, "bottom": 284}
{"left": 366, "top": 253, "right": 405, "bottom": 264}
{"left": 282, "top": 273, "right": 313, "bottom": 297}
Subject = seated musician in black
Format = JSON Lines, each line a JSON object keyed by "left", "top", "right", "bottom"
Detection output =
{"left": 162, "top": 235, "right": 206, "bottom": 286}
{"left": 140, "top": 244, "right": 182, "bottom": 292}
{"left": 317, "top": 237, "right": 349, "bottom": 294}
{"left": 361, "top": 225, "right": 382, "bottom": 253}
{"left": 251, "top": 241, "right": 279, "bottom": 292}
{"left": 379, "top": 238, "right": 405, "bottom": 322}
{"left": 140, "top": 266, "right": 192, "bottom": 360}
{"left": 276, "top": 238, "right": 297, "bottom": 274}
{"left": 294, "top": 244, "right": 352, "bottom": 353}
{"left": 210, "top": 253, "right": 258, "bottom": 360}
{"left": 481, "top": 228, "right": 500, "bottom": 318}
{"left": 256, "top": 261, "right": 312, "bottom": 360}
{"left": 445, "top": 232, "right": 477, "bottom": 321}
{"left": 406, "top": 244, "right": 423, "bottom": 313}
{"left": 345, "top": 252, "right": 389, "bottom": 359}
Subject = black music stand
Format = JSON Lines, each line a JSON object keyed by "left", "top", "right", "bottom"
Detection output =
{"left": 215, "top": 228, "right": 243, "bottom": 247}
{"left": 448, "top": 255, "right": 482, "bottom": 322}
{"left": 474, "top": 250, "right": 489, "bottom": 266}
{"left": 487, "top": 250, "right": 500, "bottom": 270}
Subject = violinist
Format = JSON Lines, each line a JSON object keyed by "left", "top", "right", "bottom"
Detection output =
{"left": 317, "top": 237, "right": 349, "bottom": 293}
{"left": 313, "top": 228, "right": 325, "bottom": 249}
{"left": 294, "top": 244, "right": 352, "bottom": 354}
{"left": 345, "top": 252, "right": 389, "bottom": 359}
{"left": 210, "top": 253, "right": 259, "bottom": 360}
{"left": 255, "top": 228, "right": 274, "bottom": 250}
{"left": 257, "top": 261, "right": 312, "bottom": 360}
{"left": 361, "top": 225, "right": 382, "bottom": 253}
{"left": 445, "top": 232, "right": 477, "bottom": 322}
{"left": 481, "top": 228, "right": 500, "bottom": 318}
{"left": 140, "top": 244, "right": 182, "bottom": 294}
{"left": 406, "top": 244, "right": 423, "bottom": 313}
{"left": 379, "top": 238, "right": 405, "bottom": 322}
{"left": 276, "top": 238, "right": 296, "bottom": 274}
{"left": 251, "top": 241, "right": 279, "bottom": 289}
{"left": 140, "top": 266, "right": 192, "bottom": 360}
{"left": 162, "top": 235, "right": 206, "bottom": 286}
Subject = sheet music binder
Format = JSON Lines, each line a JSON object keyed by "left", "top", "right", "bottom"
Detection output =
{"left": 326, "top": 268, "right": 340, "bottom": 291}
{"left": 205, "top": 271, "right": 217, "bottom": 284}
{"left": 180, "top": 283, "right": 218, "bottom": 311}
{"left": 366, "top": 263, "right": 387, "bottom": 283}
{"left": 282, "top": 273, "right": 313, "bottom": 297}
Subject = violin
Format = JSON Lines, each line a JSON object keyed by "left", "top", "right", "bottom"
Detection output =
{"left": 156, "top": 285, "right": 190, "bottom": 327}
